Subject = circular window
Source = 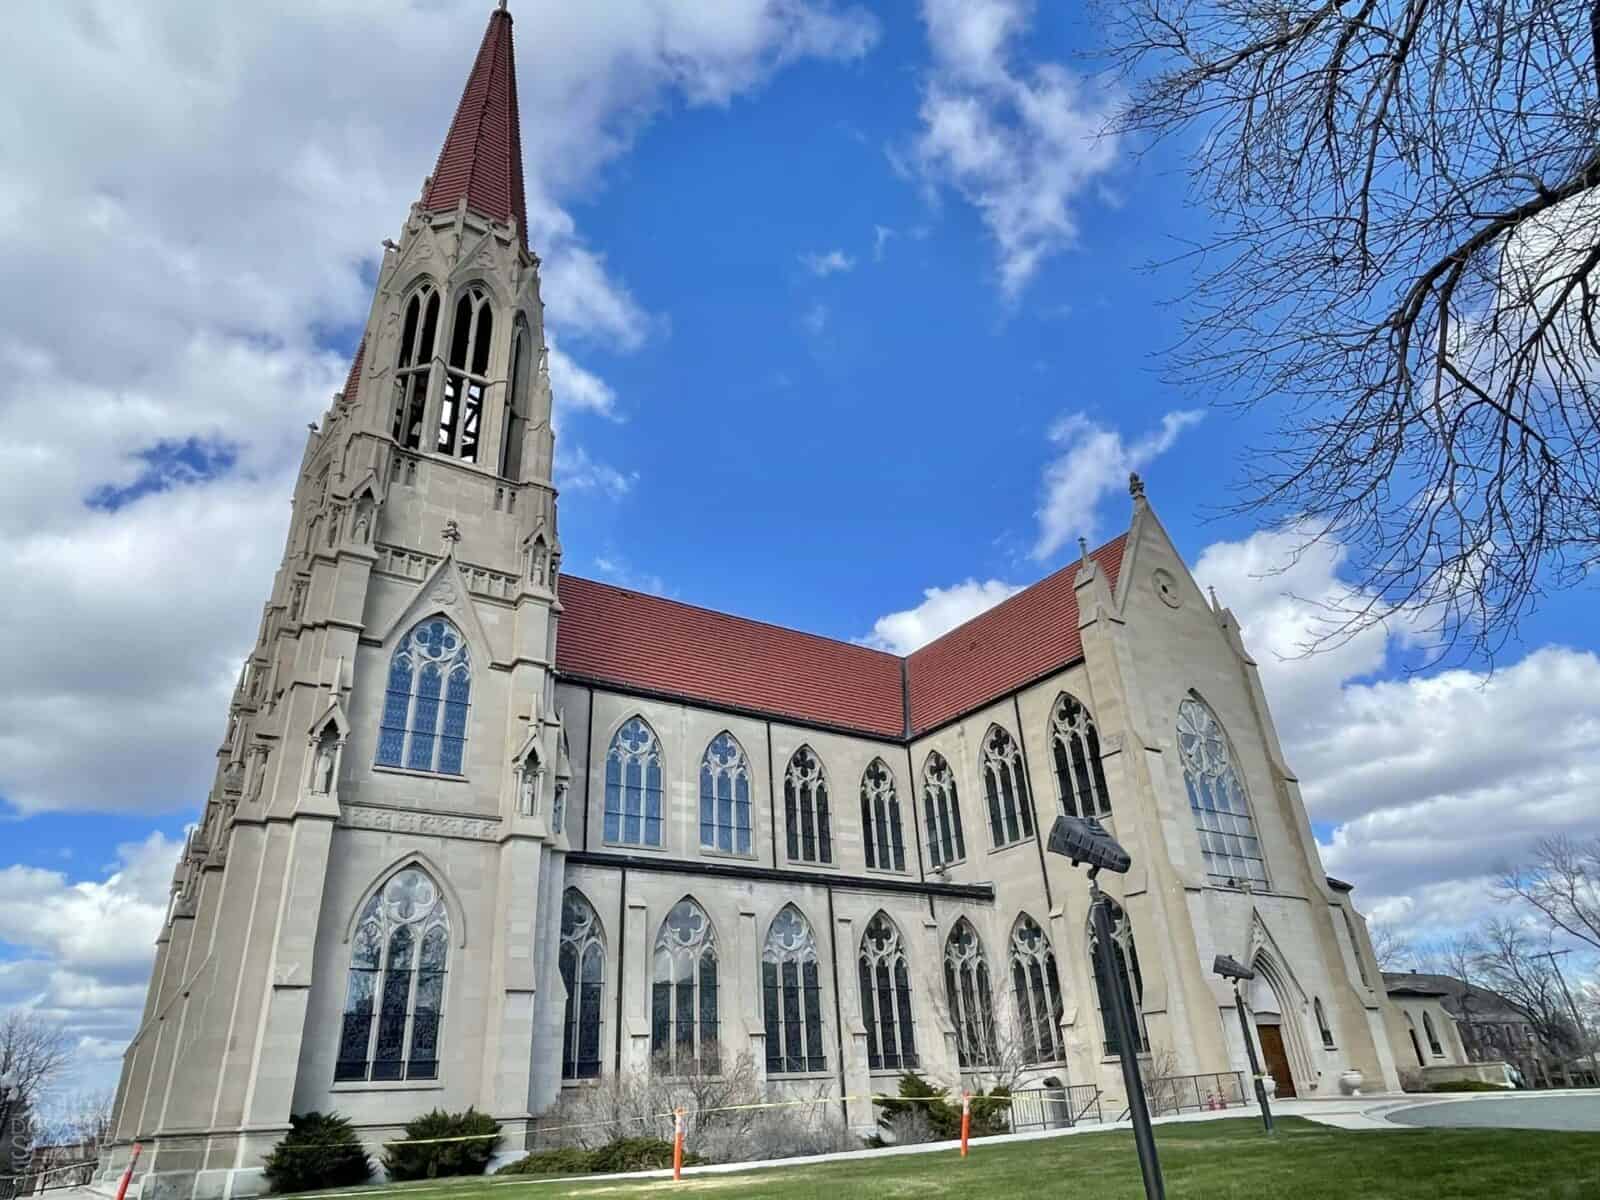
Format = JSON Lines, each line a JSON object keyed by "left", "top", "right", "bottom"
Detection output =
{"left": 1153, "top": 568, "right": 1182, "bottom": 608}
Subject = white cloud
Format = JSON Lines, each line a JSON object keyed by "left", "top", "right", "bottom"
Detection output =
{"left": 590, "top": 554, "right": 669, "bottom": 597}
{"left": 800, "top": 248, "right": 856, "bottom": 276}
{"left": 912, "top": 0, "right": 1120, "bottom": 298}
{"left": 1193, "top": 528, "right": 1600, "bottom": 943}
{"left": 557, "top": 444, "right": 638, "bottom": 498}
{"left": 802, "top": 301, "right": 830, "bottom": 335}
{"left": 0, "top": 834, "right": 178, "bottom": 1097}
{"left": 872, "top": 225, "right": 895, "bottom": 261}
{"left": 858, "top": 578, "right": 1023, "bottom": 654}
{"left": 1033, "top": 409, "right": 1203, "bottom": 560}
{"left": 0, "top": 1, "right": 878, "bottom": 817}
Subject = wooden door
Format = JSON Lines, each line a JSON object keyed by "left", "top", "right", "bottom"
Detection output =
{"left": 1257, "top": 1023, "right": 1298, "bottom": 1098}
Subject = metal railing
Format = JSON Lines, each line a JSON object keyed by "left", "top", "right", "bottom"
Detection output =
{"left": 1118, "top": 1070, "right": 1248, "bottom": 1121}
{"left": 1008, "top": 1084, "right": 1104, "bottom": 1132}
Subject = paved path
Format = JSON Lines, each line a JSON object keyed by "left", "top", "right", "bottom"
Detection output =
{"left": 1386, "top": 1092, "right": 1600, "bottom": 1132}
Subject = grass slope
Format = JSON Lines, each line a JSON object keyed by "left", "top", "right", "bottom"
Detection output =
{"left": 306, "top": 1118, "right": 1600, "bottom": 1200}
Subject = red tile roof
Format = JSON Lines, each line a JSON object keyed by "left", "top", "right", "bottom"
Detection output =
{"left": 340, "top": 336, "right": 366, "bottom": 404}
{"left": 421, "top": 7, "right": 529, "bottom": 252}
{"left": 905, "top": 534, "right": 1127, "bottom": 732}
{"left": 555, "top": 533, "right": 1128, "bottom": 739}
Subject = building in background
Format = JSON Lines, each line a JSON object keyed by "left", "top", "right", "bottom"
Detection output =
{"left": 98, "top": 7, "right": 1413, "bottom": 1198}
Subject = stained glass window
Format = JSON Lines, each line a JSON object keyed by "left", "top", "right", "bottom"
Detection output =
{"left": 762, "top": 905, "right": 826, "bottom": 1074}
{"left": 651, "top": 898, "right": 718, "bottom": 1073}
{"left": 375, "top": 618, "right": 471, "bottom": 776}
{"left": 859, "top": 912, "right": 918, "bottom": 1071}
{"left": 559, "top": 889, "right": 605, "bottom": 1080}
{"left": 1010, "top": 914, "right": 1066, "bottom": 1064}
{"left": 1089, "top": 898, "right": 1148, "bottom": 1058}
{"left": 921, "top": 752, "right": 965, "bottom": 868}
{"left": 699, "top": 732, "right": 752, "bottom": 854}
{"left": 860, "top": 759, "right": 905, "bottom": 872}
{"left": 604, "top": 718, "right": 663, "bottom": 847}
{"left": 1315, "top": 998, "right": 1336, "bottom": 1049}
{"left": 783, "top": 747, "right": 832, "bottom": 864}
{"left": 335, "top": 866, "right": 450, "bottom": 1082}
{"left": 980, "top": 726, "right": 1034, "bottom": 848}
{"left": 944, "top": 919, "right": 997, "bottom": 1069}
{"left": 1177, "top": 696, "right": 1268, "bottom": 887}
{"left": 1050, "top": 693, "right": 1111, "bottom": 819}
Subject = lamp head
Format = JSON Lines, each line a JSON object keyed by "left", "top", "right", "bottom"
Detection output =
{"left": 1213, "top": 954, "right": 1255, "bottom": 982}
{"left": 1045, "top": 814, "right": 1131, "bottom": 874}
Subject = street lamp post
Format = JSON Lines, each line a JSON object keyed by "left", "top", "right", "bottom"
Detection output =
{"left": 1535, "top": 949, "right": 1600, "bottom": 1086}
{"left": 1046, "top": 814, "right": 1166, "bottom": 1200}
{"left": 1213, "top": 956, "right": 1274, "bottom": 1134}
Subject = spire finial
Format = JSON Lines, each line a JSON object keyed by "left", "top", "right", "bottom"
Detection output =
{"left": 1208, "top": 585, "right": 1220, "bottom": 610}
{"left": 441, "top": 519, "right": 462, "bottom": 551}
{"left": 1128, "top": 471, "right": 1146, "bottom": 502}
{"left": 499, "top": 0, "right": 507, "bottom": 8}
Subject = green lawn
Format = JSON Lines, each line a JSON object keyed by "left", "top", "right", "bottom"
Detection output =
{"left": 325, "top": 1117, "right": 1600, "bottom": 1200}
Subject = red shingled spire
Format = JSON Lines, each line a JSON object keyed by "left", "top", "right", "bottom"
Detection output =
{"left": 421, "top": 3, "right": 529, "bottom": 251}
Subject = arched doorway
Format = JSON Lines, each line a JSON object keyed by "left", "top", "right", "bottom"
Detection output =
{"left": 1246, "top": 957, "right": 1311, "bottom": 1098}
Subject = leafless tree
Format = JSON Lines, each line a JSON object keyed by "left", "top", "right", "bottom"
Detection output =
{"left": 1473, "top": 919, "right": 1585, "bottom": 1067}
{"left": 33, "top": 1090, "right": 114, "bottom": 1151}
{"left": 0, "top": 1011, "right": 70, "bottom": 1113}
{"left": 1098, "top": 0, "right": 1600, "bottom": 659}
{"left": 1369, "top": 922, "right": 1415, "bottom": 972}
{"left": 926, "top": 969, "right": 1051, "bottom": 1095}
{"left": 1497, "top": 835, "right": 1600, "bottom": 952}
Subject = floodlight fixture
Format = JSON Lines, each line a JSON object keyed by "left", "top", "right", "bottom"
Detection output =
{"left": 1213, "top": 954, "right": 1255, "bottom": 982}
{"left": 1045, "top": 814, "right": 1131, "bottom": 875}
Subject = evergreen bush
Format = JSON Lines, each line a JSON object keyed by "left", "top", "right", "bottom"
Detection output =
{"left": 871, "top": 1073, "right": 1010, "bottom": 1143}
{"left": 494, "top": 1138, "right": 704, "bottom": 1176}
{"left": 494, "top": 1147, "right": 597, "bottom": 1176}
{"left": 381, "top": 1108, "right": 501, "bottom": 1181}
{"left": 261, "top": 1112, "right": 372, "bottom": 1194}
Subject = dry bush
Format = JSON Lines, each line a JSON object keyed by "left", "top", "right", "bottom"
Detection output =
{"left": 882, "top": 1108, "right": 936, "bottom": 1146}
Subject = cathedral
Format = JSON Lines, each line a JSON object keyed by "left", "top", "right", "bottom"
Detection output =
{"left": 102, "top": 7, "right": 1417, "bottom": 1198}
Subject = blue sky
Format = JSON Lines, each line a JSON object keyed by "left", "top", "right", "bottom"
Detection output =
{"left": 2, "top": 0, "right": 1596, "bottom": 1098}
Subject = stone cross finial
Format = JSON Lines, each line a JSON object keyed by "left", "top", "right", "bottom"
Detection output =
{"left": 1129, "top": 472, "right": 1146, "bottom": 501}
{"left": 441, "top": 520, "right": 462, "bottom": 549}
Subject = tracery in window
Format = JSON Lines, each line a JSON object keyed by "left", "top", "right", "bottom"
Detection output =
{"left": 335, "top": 866, "right": 449, "bottom": 1082}
{"left": 921, "top": 752, "right": 966, "bottom": 868}
{"left": 559, "top": 889, "right": 605, "bottom": 1080}
{"left": 859, "top": 912, "right": 918, "bottom": 1071}
{"left": 1314, "top": 997, "right": 1335, "bottom": 1050}
{"left": 392, "top": 285, "right": 440, "bottom": 451}
{"left": 699, "top": 732, "right": 752, "bottom": 855}
{"left": 375, "top": 618, "right": 471, "bottom": 775}
{"left": 944, "top": 919, "right": 997, "bottom": 1069}
{"left": 980, "top": 725, "right": 1034, "bottom": 848}
{"left": 1089, "top": 899, "right": 1148, "bottom": 1058}
{"left": 1050, "top": 693, "right": 1111, "bottom": 819}
{"left": 439, "top": 286, "right": 494, "bottom": 461}
{"left": 783, "top": 746, "right": 832, "bottom": 864}
{"left": 651, "top": 898, "right": 719, "bottom": 1073}
{"left": 1011, "top": 913, "right": 1067, "bottom": 1064}
{"left": 1177, "top": 696, "right": 1268, "bottom": 887}
{"left": 860, "top": 758, "right": 905, "bottom": 872}
{"left": 604, "top": 717, "right": 663, "bottom": 847}
{"left": 500, "top": 319, "right": 530, "bottom": 480}
{"left": 762, "top": 905, "right": 826, "bottom": 1074}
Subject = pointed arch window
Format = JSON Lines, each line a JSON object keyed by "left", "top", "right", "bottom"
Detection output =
{"left": 1089, "top": 899, "right": 1148, "bottom": 1058}
{"left": 439, "top": 285, "right": 494, "bottom": 461}
{"left": 783, "top": 746, "right": 832, "bottom": 864}
{"left": 559, "top": 889, "right": 605, "bottom": 1080}
{"left": 500, "top": 318, "right": 530, "bottom": 480}
{"left": 1050, "top": 693, "right": 1111, "bottom": 819}
{"left": 1011, "top": 914, "right": 1067, "bottom": 1064}
{"left": 604, "top": 717, "right": 663, "bottom": 847}
{"left": 944, "top": 919, "right": 997, "bottom": 1069}
{"left": 1314, "top": 997, "right": 1335, "bottom": 1050}
{"left": 1405, "top": 1013, "right": 1427, "bottom": 1065}
{"left": 392, "top": 284, "right": 440, "bottom": 451}
{"left": 922, "top": 752, "right": 966, "bottom": 868}
{"left": 1177, "top": 695, "right": 1268, "bottom": 887}
{"left": 1423, "top": 1011, "right": 1444, "bottom": 1057}
{"left": 981, "top": 726, "right": 1034, "bottom": 848}
{"left": 859, "top": 913, "right": 918, "bottom": 1071}
{"left": 699, "top": 732, "right": 752, "bottom": 855}
{"left": 762, "top": 906, "right": 826, "bottom": 1074}
{"left": 376, "top": 618, "right": 471, "bottom": 775}
{"left": 860, "top": 759, "right": 906, "bottom": 872}
{"left": 335, "top": 866, "right": 449, "bottom": 1082}
{"left": 651, "top": 898, "right": 719, "bottom": 1072}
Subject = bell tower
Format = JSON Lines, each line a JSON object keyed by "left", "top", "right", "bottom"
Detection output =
{"left": 105, "top": 8, "right": 572, "bottom": 1198}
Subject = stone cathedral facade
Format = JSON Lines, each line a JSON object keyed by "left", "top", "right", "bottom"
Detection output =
{"left": 102, "top": 8, "right": 1416, "bottom": 1199}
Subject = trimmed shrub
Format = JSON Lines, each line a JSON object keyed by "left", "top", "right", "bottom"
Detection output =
{"left": 1428, "top": 1080, "right": 1510, "bottom": 1092}
{"left": 872, "top": 1073, "right": 1009, "bottom": 1143}
{"left": 382, "top": 1108, "right": 501, "bottom": 1181}
{"left": 495, "top": 1147, "right": 597, "bottom": 1176}
{"left": 262, "top": 1112, "right": 372, "bottom": 1194}
{"left": 588, "top": 1137, "right": 705, "bottom": 1173}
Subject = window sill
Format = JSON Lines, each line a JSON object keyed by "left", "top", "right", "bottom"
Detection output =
{"left": 863, "top": 864, "right": 912, "bottom": 877}
{"left": 700, "top": 846, "right": 759, "bottom": 862}
{"left": 602, "top": 838, "right": 668, "bottom": 853}
{"left": 766, "top": 1070, "right": 832, "bottom": 1082}
{"left": 783, "top": 856, "right": 840, "bottom": 870}
{"left": 331, "top": 1079, "right": 444, "bottom": 1092}
{"left": 987, "top": 838, "right": 1034, "bottom": 856}
{"left": 372, "top": 764, "right": 469, "bottom": 784}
